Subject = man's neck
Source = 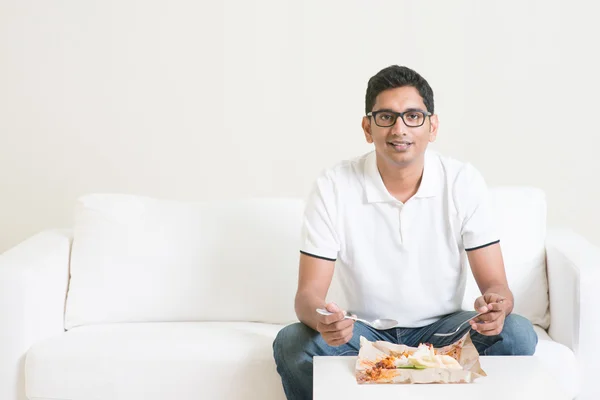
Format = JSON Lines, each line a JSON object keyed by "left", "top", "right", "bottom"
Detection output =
{"left": 376, "top": 156, "right": 425, "bottom": 203}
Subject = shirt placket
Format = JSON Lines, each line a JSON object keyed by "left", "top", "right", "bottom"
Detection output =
{"left": 398, "top": 203, "right": 408, "bottom": 246}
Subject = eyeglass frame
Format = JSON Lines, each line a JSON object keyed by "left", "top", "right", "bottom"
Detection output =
{"left": 366, "top": 109, "right": 432, "bottom": 128}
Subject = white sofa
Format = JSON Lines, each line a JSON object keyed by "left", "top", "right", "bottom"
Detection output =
{"left": 0, "top": 188, "right": 598, "bottom": 400}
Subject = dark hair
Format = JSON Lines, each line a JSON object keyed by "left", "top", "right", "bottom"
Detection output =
{"left": 365, "top": 65, "right": 434, "bottom": 115}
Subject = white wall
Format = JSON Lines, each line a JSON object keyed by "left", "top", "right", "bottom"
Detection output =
{"left": 1, "top": 0, "right": 599, "bottom": 252}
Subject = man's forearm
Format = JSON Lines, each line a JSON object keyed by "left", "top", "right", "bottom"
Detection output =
{"left": 295, "top": 290, "right": 326, "bottom": 331}
{"left": 484, "top": 284, "right": 514, "bottom": 315}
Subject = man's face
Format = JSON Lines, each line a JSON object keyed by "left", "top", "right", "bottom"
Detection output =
{"left": 362, "top": 86, "right": 438, "bottom": 168}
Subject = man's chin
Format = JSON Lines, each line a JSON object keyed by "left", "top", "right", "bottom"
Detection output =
{"left": 376, "top": 148, "right": 419, "bottom": 168}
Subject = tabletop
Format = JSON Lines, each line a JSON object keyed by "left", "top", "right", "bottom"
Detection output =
{"left": 313, "top": 355, "right": 572, "bottom": 400}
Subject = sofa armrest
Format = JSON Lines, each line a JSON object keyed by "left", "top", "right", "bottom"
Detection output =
{"left": 546, "top": 228, "right": 600, "bottom": 400}
{"left": 0, "top": 230, "right": 72, "bottom": 400}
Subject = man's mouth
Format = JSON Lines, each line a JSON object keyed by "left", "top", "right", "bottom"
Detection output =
{"left": 387, "top": 140, "right": 413, "bottom": 151}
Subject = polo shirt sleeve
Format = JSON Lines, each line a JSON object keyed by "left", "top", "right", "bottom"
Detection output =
{"left": 455, "top": 163, "right": 500, "bottom": 251}
{"left": 300, "top": 172, "right": 340, "bottom": 261}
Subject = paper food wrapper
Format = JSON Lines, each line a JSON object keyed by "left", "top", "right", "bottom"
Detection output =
{"left": 355, "top": 332, "right": 486, "bottom": 384}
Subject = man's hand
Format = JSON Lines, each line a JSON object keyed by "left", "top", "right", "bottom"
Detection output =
{"left": 316, "top": 303, "right": 354, "bottom": 347}
{"left": 470, "top": 293, "right": 509, "bottom": 336}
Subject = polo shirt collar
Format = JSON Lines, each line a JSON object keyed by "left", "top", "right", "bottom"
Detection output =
{"left": 364, "top": 149, "right": 441, "bottom": 203}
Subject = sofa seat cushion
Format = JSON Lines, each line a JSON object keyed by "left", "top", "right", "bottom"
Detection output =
{"left": 25, "top": 323, "right": 578, "bottom": 400}
{"left": 25, "top": 322, "right": 286, "bottom": 400}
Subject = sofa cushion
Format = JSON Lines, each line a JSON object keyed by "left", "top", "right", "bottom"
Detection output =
{"left": 25, "top": 322, "right": 286, "bottom": 400}
{"left": 65, "top": 194, "right": 303, "bottom": 329}
{"left": 461, "top": 187, "right": 550, "bottom": 328}
{"left": 24, "top": 323, "right": 577, "bottom": 400}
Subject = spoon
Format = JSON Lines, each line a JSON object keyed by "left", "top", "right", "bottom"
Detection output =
{"left": 316, "top": 308, "right": 398, "bottom": 330}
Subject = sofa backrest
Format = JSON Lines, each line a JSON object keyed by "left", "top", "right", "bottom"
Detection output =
{"left": 463, "top": 186, "right": 549, "bottom": 328}
{"left": 65, "top": 188, "right": 549, "bottom": 330}
{"left": 65, "top": 194, "right": 305, "bottom": 329}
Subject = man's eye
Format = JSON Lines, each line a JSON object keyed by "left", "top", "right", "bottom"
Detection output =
{"left": 407, "top": 113, "right": 420, "bottom": 120}
{"left": 379, "top": 113, "right": 393, "bottom": 120}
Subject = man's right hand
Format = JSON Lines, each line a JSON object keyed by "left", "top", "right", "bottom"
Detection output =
{"left": 316, "top": 303, "right": 355, "bottom": 347}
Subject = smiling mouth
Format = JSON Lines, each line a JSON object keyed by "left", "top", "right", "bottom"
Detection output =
{"left": 387, "top": 141, "right": 413, "bottom": 151}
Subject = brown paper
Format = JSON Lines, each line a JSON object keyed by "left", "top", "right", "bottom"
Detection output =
{"left": 355, "top": 332, "right": 486, "bottom": 384}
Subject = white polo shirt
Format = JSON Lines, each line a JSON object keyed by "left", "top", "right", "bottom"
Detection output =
{"left": 300, "top": 149, "right": 499, "bottom": 328}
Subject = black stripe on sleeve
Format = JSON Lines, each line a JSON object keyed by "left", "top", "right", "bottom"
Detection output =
{"left": 465, "top": 240, "right": 500, "bottom": 252}
{"left": 300, "top": 250, "right": 337, "bottom": 262}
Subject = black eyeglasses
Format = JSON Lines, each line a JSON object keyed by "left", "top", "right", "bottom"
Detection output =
{"left": 367, "top": 109, "right": 432, "bottom": 128}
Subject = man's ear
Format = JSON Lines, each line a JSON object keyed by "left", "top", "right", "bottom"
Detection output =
{"left": 428, "top": 114, "right": 439, "bottom": 142}
{"left": 362, "top": 116, "right": 373, "bottom": 144}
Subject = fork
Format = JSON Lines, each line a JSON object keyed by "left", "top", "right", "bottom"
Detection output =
{"left": 433, "top": 312, "right": 485, "bottom": 337}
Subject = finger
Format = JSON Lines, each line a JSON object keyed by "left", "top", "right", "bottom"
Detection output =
{"left": 474, "top": 297, "right": 488, "bottom": 313}
{"left": 324, "top": 302, "right": 346, "bottom": 322}
{"left": 470, "top": 315, "right": 502, "bottom": 332}
{"left": 318, "top": 313, "right": 345, "bottom": 326}
{"left": 475, "top": 319, "right": 503, "bottom": 334}
{"left": 328, "top": 332, "right": 354, "bottom": 347}
{"left": 334, "top": 334, "right": 354, "bottom": 346}
{"left": 318, "top": 318, "right": 354, "bottom": 334}
{"left": 318, "top": 303, "right": 346, "bottom": 325}
{"left": 339, "top": 323, "right": 355, "bottom": 339}
{"left": 470, "top": 320, "right": 485, "bottom": 335}
{"left": 323, "top": 319, "right": 355, "bottom": 340}
{"left": 330, "top": 322, "right": 355, "bottom": 339}
{"left": 477, "top": 295, "right": 506, "bottom": 313}
{"left": 484, "top": 294, "right": 506, "bottom": 305}
{"left": 476, "top": 310, "right": 502, "bottom": 323}
{"left": 322, "top": 330, "right": 345, "bottom": 342}
{"left": 486, "top": 302, "right": 506, "bottom": 313}
{"left": 325, "top": 302, "right": 341, "bottom": 314}
{"left": 476, "top": 326, "right": 503, "bottom": 336}
{"left": 326, "top": 326, "right": 354, "bottom": 343}
{"left": 473, "top": 322, "right": 496, "bottom": 332}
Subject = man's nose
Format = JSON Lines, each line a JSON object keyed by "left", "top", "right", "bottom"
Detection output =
{"left": 391, "top": 116, "right": 409, "bottom": 135}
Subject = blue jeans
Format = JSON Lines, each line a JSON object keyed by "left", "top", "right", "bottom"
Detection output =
{"left": 272, "top": 311, "right": 538, "bottom": 400}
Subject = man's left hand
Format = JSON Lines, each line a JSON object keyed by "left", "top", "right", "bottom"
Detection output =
{"left": 470, "top": 293, "right": 508, "bottom": 336}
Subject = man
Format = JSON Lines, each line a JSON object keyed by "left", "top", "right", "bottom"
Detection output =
{"left": 272, "top": 65, "right": 537, "bottom": 399}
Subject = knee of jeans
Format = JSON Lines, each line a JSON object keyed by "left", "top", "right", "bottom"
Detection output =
{"left": 273, "top": 322, "right": 313, "bottom": 363}
{"left": 501, "top": 314, "right": 538, "bottom": 355}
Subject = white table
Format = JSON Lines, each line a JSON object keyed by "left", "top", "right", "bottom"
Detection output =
{"left": 314, "top": 356, "right": 572, "bottom": 400}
